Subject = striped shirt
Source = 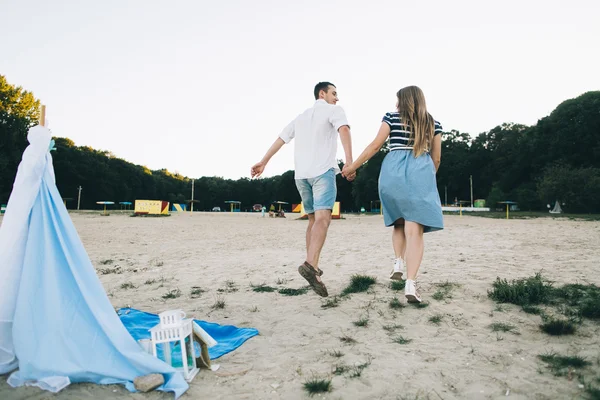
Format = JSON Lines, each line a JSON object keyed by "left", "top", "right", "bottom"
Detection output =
{"left": 382, "top": 112, "right": 443, "bottom": 151}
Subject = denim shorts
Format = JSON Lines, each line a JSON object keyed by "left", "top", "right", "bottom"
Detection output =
{"left": 295, "top": 168, "right": 337, "bottom": 214}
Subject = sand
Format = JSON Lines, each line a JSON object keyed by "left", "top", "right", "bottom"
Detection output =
{"left": 1, "top": 212, "right": 599, "bottom": 400}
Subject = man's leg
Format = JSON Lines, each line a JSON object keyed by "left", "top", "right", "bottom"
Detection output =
{"left": 306, "top": 209, "right": 332, "bottom": 272}
{"left": 296, "top": 169, "right": 335, "bottom": 297}
{"left": 295, "top": 177, "right": 318, "bottom": 272}
{"left": 305, "top": 169, "right": 336, "bottom": 274}
{"left": 306, "top": 214, "right": 315, "bottom": 257}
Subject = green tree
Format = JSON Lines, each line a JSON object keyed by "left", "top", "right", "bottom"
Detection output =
{"left": 2, "top": 75, "right": 599, "bottom": 216}
{"left": 537, "top": 164, "right": 600, "bottom": 213}
{"left": 0, "top": 75, "right": 41, "bottom": 202}
{"left": 437, "top": 130, "right": 471, "bottom": 204}
{"left": 486, "top": 184, "right": 506, "bottom": 211}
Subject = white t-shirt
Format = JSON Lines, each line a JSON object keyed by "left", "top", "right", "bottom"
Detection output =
{"left": 279, "top": 99, "right": 349, "bottom": 180}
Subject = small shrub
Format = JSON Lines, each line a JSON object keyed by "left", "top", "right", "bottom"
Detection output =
{"left": 389, "top": 297, "right": 404, "bottom": 310}
{"left": 428, "top": 314, "right": 443, "bottom": 325}
{"left": 432, "top": 281, "right": 459, "bottom": 301}
{"left": 120, "top": 282, "right": 136, "bottom": 290}
{"left": 382, "top": 324, "right": 403, "bottom": 332}
{"left": 326, "top": 349, "right": 344, "bottom": 358}
{"left": 211, "top": 297, "right": 226, "bottom": 310}
{"left": 278, "top": 287, "right": 308, "bottom": 296}
{"left": 303, "top": 377, "right": 332, "bottom": 396}
{"left": 353, "top": 317, "right": 369, "bottom": 327}
{"left": 162, "top": 289, "right": 181, "bottom": 299}
{"left": 252, "top": 283, "right": 277, "bottom": 293}
{"left": 98, "top": 266, "right": 123, "bottom": 275}
{"left": 332, "top": 364, "right": 349, "bottom": 375}
{"left": 522, "top": 305, "right": 543, "bottom": 315}
{"left": 339, "top": 335, "right": 357, "bottom": 345}
{"left": 540, "top": 318, "right": 576, "bottom": 336}
{"left": 341, "top": 275, "right": 377, "bottom": 296}
{"left": 393, "top": 336, "right": 412, "bottom": 345}
{"left": 489, "top": 322, "right": 518, "bottom": 334}
{"left": 321, "top": 296, "right": 340, "bottom": 309}
{"left": 349, "top": 358, "right": 371, "bottom": 378}
{"left": 218, "top": 280, "right": 238, "bottom": 293}
{"left": 538, "top": 352, "right": 590, "bottom": 376}
{"left": 488, "top": 273, "right": 553, "bottom": 306}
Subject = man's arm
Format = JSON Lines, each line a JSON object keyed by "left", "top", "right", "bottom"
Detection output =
{"left": 338, "top": 125, "right": 353, "bottom": 166}
{"left": 251, "top": 118, "right": 294, "bottom": 178}
{"left": 251, "top": 138, "right": 285, "bottom": 178}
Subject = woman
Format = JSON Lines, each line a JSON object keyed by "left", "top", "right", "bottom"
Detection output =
{"left": 342, "top": 86, "right": 443, "bottom": 303}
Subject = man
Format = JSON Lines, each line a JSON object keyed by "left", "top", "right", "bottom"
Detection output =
{"left": 251, "top": 82, "right": 355, "bottom": 297}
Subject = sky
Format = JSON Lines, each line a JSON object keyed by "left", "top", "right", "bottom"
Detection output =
{"left": 1, "top": 0, "right": 598, "bottom": 180}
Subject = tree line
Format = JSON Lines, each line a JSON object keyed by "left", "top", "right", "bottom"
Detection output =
{"left": 1, "top": 75, "right": 599, "bottom": 213}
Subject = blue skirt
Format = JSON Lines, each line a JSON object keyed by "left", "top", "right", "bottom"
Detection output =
{"left": 378, "top": 150, "right": 443, "bottom": 232}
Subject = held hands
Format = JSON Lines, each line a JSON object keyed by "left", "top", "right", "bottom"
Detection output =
{"left": 342, "top": 163, "right": 357, "bottom": 182}
{"left": 251, "top": 161, "right": 266, "bottom": 178}
{"left": 253, "top": 160, "right": 356, "bottom": 180}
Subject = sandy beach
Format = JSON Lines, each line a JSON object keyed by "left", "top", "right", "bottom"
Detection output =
{"left": 1, "top": 212, "right": 599, "bottom": 400}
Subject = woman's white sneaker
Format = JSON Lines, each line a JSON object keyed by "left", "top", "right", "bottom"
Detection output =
{"left": 405, "top": 279, "right": 422, "bottom": 303}
{"left": 389, "top": 258, "right": 405, "bottom": 281}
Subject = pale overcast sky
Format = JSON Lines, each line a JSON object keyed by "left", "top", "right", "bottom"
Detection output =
{"left": 1, "top": 0, "right": 598, "bottom": 179}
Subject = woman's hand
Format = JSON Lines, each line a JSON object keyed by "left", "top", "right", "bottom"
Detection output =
{"left": 343, "top": 122, "right": 391, "bottom": 180}
{"left": 342, "top": 163, "right": 357, "bottom": 181}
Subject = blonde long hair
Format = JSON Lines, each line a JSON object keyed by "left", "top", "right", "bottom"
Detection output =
{"left": 396, "top": 86, "right": 434, "bottom": 157}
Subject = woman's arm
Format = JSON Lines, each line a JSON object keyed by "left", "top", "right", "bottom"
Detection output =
{"left": 430, "top": 134, "right": 442, "bottom": 172}
{"left": 342, "top": 122, "right": 390, "bottom": 176}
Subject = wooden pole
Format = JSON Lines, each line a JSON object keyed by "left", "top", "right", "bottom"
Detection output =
{"left": 470, "top": 175, "right": 473, "bottom": 208}
{"left": 39, "top": 104, "right": 46, "bottom": 126}
{"left": 506, "top": 204, "right": 509, "bottom": 220}
{"left": 190, "top": 179, "right": 194, "bottom": 213}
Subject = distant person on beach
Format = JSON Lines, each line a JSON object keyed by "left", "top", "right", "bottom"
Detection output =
{"left": 251, "top": 82, "right": 354, "bottom": 297}
{"left": 342, "top": 86, "right": 443, "bottom": 303}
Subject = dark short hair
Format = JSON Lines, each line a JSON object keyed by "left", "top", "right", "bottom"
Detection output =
{"left": 314, "top": 82, "right": 335, "bottom": 100}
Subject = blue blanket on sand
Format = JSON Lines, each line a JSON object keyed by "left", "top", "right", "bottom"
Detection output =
{"left": 118, "top": 308, "right": 259, "bottom": 360}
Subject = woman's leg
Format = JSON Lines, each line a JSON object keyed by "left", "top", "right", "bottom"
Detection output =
{"left": 404, "top": 221, "right": 424, "bottom": 280}
{"left": 392, "top": 220, "right": 406, "bottom": 259}
{"left": 390, "top": 220, "right": 407, "bottom": 280}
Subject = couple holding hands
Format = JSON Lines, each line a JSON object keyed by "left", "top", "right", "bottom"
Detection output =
{"left": 251, "top": 82, "right": 443, "bottom": 303}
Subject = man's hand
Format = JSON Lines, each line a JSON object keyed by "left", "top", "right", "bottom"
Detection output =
{"left": 251, "top": 161, "right": 266, "bottom": 178}
{"left": 252, "top": 138, "right": 286, "bottom": 179}
{"left": 342, "top": 164, "right": 356, "bottom": 182}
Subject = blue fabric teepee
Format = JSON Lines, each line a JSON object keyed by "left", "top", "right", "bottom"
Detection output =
{"left": 0, "top": 126, "right": 188, "bottom": 397}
